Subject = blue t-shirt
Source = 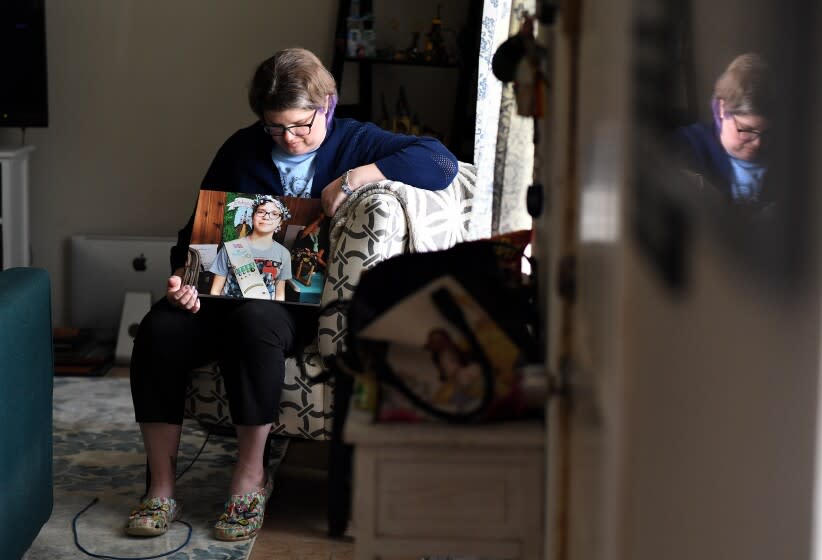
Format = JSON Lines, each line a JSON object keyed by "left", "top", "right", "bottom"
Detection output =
{"left": 728, "top": 156, "right": 766, "bottom": 203}
{"left": 272, "top": 145, "right": 318, "bottom": 198}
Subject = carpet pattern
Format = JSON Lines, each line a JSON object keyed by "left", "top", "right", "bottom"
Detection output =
{"left": 24, "top": 377, "right": 288, "bottom": 560}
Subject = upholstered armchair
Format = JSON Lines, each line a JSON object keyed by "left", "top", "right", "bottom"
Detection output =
{"left": 181, "top": 162, "right": 477, "bottom": 533}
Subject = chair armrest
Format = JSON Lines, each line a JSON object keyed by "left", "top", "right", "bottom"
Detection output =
{"left": 318, "top": 191, "right": 408, "bottom": 360}
{"left": 317, "top": 162, "right": 477, "bottom": 361}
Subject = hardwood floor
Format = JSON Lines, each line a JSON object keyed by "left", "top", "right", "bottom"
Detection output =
{"left": 250, "top": 465, "right": 353, "bottom": 560}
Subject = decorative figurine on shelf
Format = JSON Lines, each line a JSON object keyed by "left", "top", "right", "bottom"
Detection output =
{"left": 393, "top": 86, "right": 412, "bottom": 134}
{"left": 423, "top": 5, "right": 451, "bottom": 64}
{"left": 395, "top": 31, "right": 421, "bottom": 62}
{"left": 346, "top": 0, "right": 376, "bottom": 58}
{"left": 379, "top": 92, "right": 391, "bottom": 130}
{"left": 411, "top": 114, "right": 422, "bottom": 136}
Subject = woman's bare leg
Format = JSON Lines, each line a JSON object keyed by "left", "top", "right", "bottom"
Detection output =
{"left": 231, "top": 424, "right": 272, "bottom": 494}
{"left": 140, "top": 422, "right": 182, "bottom": 497}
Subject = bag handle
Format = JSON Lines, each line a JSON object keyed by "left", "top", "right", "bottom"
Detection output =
{"left": 374, "top": 286, "right": 496, "bottom": 423}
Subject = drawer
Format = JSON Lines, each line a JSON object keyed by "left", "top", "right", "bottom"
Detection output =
{"left": 371, "top": 449, "right": 543, "bottom": 540}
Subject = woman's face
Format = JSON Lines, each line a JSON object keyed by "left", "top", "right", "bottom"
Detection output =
{"left": 718, "top": 100, "right": 769, "bottom": 162}
{"left": 262, "top": 105, "right": 328, "bottom": 156}
{"left": 252, "top": 202, "right": 282, "bottom": 235}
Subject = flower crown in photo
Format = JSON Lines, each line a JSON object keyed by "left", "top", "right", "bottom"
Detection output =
{"left": 253, "top": 195, "right": 292, "bottom": 221}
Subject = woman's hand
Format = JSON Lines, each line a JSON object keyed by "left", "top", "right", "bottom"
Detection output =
{"left": 166, "top": 275, "right": 201, "bottom": 313}
{"left": 321, "top": 175, "right": 349, "bottom": 217}
{"left": 321, "top": 164, "right": 386, "bottom": 216}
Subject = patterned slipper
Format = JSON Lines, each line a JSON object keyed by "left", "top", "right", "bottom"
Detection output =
{"left": 125, "top": 496, "right": 181, "bottom": 537}
{"left": 213, "top": 477, "right": 274, "bottom": 541}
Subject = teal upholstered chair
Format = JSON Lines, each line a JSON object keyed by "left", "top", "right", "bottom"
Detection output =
{"left": 0, "top": 268, "right": 54, "bottom": 558}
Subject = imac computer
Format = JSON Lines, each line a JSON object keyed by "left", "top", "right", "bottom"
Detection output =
{"left": 69, "top": 235, "right": 176, "bottom": 331}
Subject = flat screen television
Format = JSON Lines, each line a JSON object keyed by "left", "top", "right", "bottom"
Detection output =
{"left": 0, "top": 0, "right": 48, "bottom": 128}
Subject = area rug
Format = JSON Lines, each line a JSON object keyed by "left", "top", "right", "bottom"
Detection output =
{"left": 24, "top": 377, "right": 288, "bottom": 560}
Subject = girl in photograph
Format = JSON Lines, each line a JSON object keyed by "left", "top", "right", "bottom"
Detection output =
{"left": 209, "top": 195, "right": 292, "bottom": 301}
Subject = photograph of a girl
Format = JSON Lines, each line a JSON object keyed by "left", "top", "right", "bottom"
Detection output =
{"left": 209, "top": 195, "right": 293, "bottom": 300}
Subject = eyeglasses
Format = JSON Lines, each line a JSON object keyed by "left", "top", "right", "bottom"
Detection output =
{"left": 255, "top": 209, "right": 282, "bottom": 219}
{"left": 729, "top": 114, "right": 767, "bottom": 142}
{"left": 262, "top": 109, "right": 318, "bottom": 137}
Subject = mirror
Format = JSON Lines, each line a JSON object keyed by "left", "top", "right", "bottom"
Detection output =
{"left": 631, "top": 0, "right": 818, "bottom": 294}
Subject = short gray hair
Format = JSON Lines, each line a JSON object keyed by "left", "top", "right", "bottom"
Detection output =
{"left": 248, "top": 48, "right": 338, "bottom": 118}
{"left": 714, "top": 53, "right": 772, "bottom": 117}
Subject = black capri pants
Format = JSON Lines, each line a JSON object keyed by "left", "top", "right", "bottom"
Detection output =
{"left": 130, "top": 297, "right": 301, "bottom": 426}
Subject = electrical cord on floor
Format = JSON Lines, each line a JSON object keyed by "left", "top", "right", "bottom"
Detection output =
{"left": 72, "top": 430, "right": 211, "bottom": 560}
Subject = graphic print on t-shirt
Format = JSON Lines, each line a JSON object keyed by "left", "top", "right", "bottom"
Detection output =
{"left": 272, "top": 146, "right": 317, "bottom": 198}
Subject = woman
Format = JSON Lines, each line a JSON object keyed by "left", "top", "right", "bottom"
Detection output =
{"left": 675, "top": 53, "right": 773, "bottom": 207}
{"left": 209, "top": 195, "right": 292, "bottom": 301}
{"left": 127, "top": 48, "right": 458, "bottom": 541}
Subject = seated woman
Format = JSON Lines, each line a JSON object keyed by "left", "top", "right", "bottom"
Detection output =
{"left": 675, "top": 53, "right": 773, "bottom": 209}
{"left": 127, "top": 47, "right": 458, "bottom": 541}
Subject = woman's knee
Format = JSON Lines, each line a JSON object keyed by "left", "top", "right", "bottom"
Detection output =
{"left": 228, "top": 301, "right": 295, "bottom": 349}
{"left": 136, "top": 300, "right": 192, "bottom": 343}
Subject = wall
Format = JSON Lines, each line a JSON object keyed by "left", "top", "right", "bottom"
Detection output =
{"left": 689, "top": 0, "right": 773, "bottom": 122}
{"left": 0, "top": 0, "right": 336, "bottom": 325}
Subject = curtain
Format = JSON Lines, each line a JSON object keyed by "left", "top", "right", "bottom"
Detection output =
{"left": 471, "top": 0, "right": 514, "bottom": 240}
{"left": 493, "top": 1, "right": 536, "bottom": 235}
{"left": 471, "top": 0, "right": 535, "bottom": 239}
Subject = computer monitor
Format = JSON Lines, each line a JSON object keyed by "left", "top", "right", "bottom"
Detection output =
{"left": 69, "top": 235, "right": 176, "bottom": 330}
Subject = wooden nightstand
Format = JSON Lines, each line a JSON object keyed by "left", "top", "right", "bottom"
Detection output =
{"left": 344, "top": 410, "right": 545, "bottom": 559}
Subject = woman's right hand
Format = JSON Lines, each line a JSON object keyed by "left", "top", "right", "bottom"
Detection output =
{"left": 166, "top": 275, "right": 201, "bottom": 313}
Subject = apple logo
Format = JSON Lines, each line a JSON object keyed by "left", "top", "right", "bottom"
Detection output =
{"left": 133, "top": 253, "right": 147, "bottom": 271}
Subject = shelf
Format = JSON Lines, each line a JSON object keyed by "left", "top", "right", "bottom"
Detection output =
{"left": 332, "top": 0, "right": 482, "bottom": 162}
{"left": 343, "top": 56, "right": 459, "bottom": 69}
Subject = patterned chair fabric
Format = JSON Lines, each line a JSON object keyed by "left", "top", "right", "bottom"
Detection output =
{"left": 319, "top": 162, "right": 477, "bottom": 361}
{"left": 184, "top": 162, "right": 478, "bottom": 440}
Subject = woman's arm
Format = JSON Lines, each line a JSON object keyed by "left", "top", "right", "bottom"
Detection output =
{"left": 319, "top": 120, "right": 459, "bottom": 193}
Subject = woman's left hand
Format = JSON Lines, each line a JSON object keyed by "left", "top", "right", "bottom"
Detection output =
{"left": 321, "top": 165, "right": 385, "bottom": 216}
{"left": 321, "top": 176, "right": 348, "bottom": 217}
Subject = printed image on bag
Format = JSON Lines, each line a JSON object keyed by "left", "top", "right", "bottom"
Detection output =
{"left": 339, "top": 233, "right": 539, "bottom": 422}
{"left": 357, "top": 275, "right": 528, "bottom": 422}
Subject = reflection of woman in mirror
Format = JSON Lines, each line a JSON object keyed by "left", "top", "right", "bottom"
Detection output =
{"left": 209, "top": 195, "right": 293, "bottom": 300}
{"left": 675, "top": 53, "right": 773, "bottom": 208}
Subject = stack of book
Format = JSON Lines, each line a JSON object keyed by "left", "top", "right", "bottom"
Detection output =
{"left": 53, "top": 328, "right": 115, "bottom": 376}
